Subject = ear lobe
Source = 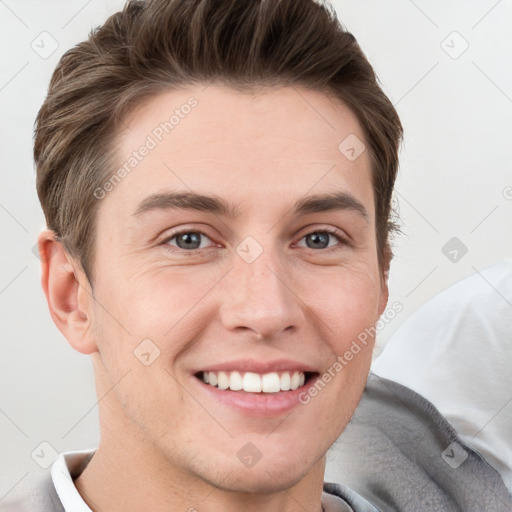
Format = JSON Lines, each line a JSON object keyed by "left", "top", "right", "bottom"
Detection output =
{"left": 38, "top": 230, "right": 97, "bottom": 355}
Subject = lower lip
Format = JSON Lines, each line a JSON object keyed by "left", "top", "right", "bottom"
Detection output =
{"left": 192, "top": 375, "right": 319, "bottom": 416}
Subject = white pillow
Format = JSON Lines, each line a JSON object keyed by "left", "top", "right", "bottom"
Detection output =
{"left": 372, "top": 258, "right": 512, "bottom": 491}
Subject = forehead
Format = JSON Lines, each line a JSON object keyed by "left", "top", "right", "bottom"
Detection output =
{"left": 105, "top": 84, "right": 373, "bottom": 220}
{"left": 120, "top": 84, "right": 366, "bottom": 159}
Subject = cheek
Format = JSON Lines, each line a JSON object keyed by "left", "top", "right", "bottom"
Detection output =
{"left": 92, "top": 246, "right": 383, "bottom": 361}
{"left": 90, "top": 264, "right": 220, "bottom": 366}
{"left": 298, "top": 265, "right": 383, "bottom": 348}
{"left": 127, "top": 267, "right": 220, "bottom": 341}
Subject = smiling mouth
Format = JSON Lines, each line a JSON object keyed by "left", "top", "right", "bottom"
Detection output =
{"left": 195, "top": 370, "right": 318, "bottom": 393}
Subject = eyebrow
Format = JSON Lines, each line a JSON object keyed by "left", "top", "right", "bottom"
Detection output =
{"left": 133, "top": 191, "right": 368, "bottom": 221}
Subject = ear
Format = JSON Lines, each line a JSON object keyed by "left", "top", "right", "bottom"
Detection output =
{"left": 377, "top": 269, "right": 390, "bottom": 317}
{"left": 377, "top": 244, "right": 391, "bottom": 317}
{"left": 38, "top": 230, "right": 97, "bottom": 355}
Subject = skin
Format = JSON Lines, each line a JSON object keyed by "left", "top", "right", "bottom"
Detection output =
{"left": 39, "top": 84, "right": 389, "bottom": 512}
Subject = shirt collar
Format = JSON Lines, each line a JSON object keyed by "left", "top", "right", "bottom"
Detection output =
{"left": 51, "top": 448, "right": 96, "bottom": 511}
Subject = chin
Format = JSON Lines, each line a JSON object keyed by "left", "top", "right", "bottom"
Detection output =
{"left": 221, "top": 468, "right": 305, "bottom": 495}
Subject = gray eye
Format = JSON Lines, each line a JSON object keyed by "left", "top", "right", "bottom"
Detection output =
{"left": 172, "top": 232, "right": 204, "bottom": 250}
{"left": 302, "top": 232, "right": 340, "bottom": 250}
{"left": 306, "top": 232, "right": 329, "bottom": 249}
{"left": 164, "top": 229, "right": 217, "bottom": 254}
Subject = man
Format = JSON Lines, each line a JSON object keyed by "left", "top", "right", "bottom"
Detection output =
{"left": 4, "top": 0, "right": 509, "bottom": 511}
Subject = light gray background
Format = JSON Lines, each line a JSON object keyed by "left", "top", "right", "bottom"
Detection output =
{"left": 1, "top": 0, "right": 511, "bottom": 501}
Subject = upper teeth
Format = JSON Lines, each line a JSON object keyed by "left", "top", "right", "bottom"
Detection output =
{"left": 202, "top": 371, "right": 306, "bottom": 393}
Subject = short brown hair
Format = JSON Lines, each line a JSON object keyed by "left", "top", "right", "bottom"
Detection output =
{"left": 34, "top": 0, "right": 402, "bottom": 283}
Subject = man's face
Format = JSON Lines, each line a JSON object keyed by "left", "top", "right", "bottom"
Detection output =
{"left": 85, "top": 85, "right": 387, "bottom": 492}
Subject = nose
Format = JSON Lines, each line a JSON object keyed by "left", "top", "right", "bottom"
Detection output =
{"left": 217, "top": 244, "right": 305, "bottom": 340}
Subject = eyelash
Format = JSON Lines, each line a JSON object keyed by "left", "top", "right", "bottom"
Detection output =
{"left": 161, "top": 227, "right": 349, "bottom": 256}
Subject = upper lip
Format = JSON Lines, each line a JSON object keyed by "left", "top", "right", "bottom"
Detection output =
{"left": 195, "top": 358, "right": 318, "bottom": 374}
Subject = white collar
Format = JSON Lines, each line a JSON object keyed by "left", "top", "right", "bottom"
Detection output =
{"left": 51, "top": 448, "right": 96, "bottom": 511}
